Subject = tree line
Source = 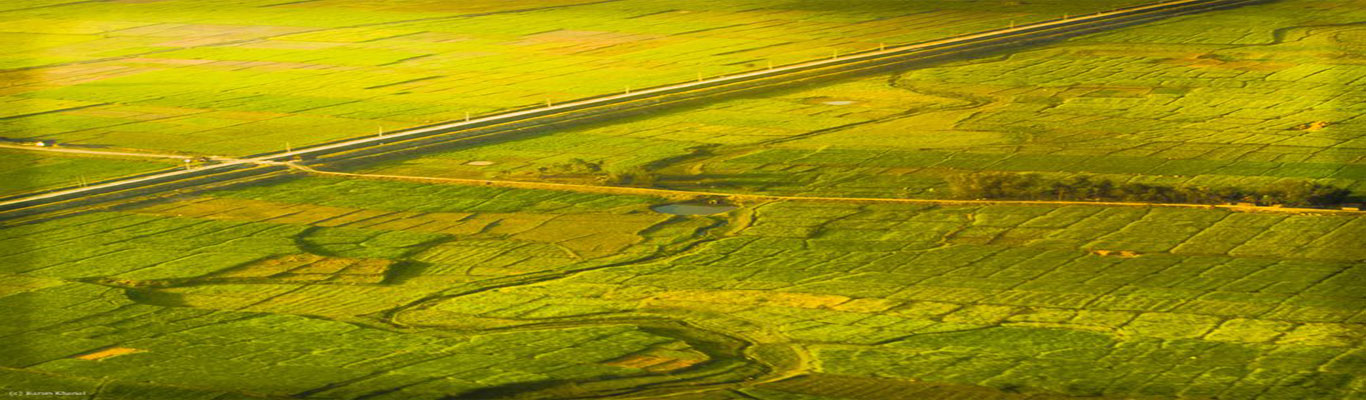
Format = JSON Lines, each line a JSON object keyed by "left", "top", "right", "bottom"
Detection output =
{"left": 945, "top": 172, "right": 1353, "bottom": 207}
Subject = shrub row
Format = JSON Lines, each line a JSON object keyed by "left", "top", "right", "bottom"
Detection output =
{"left": 945, "top": 172, "right": 1351, "bottom": 206}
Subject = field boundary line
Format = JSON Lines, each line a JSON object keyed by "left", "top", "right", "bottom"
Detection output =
{"left": 288, "top": 164, "right": 1365, "bottom": 215}
{"left": 0, "top": 144, "right": 198, "bottom": 160}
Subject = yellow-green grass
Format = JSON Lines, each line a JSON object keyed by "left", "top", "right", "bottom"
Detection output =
{"left": 2, "top": 176, "right": 1363, "bottom": 398}
{"left": 4, "top": 1, "right": 1364, "bottom": 398}
{"left": 353, "top": 0, "right": 1366, "bottom": 200}
{"left": 0, "top": 149, "right": 176, "bottom": 196}
{"left": 0, "top": 0, "right": 1151, "bottom": 155}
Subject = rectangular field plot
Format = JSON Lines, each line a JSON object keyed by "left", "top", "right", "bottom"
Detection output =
{"left": 0, "top": 150, "right": 176, "bottom": 196}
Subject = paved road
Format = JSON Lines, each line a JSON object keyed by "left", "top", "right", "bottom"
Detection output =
{"left": 0, "top": 0, "right": 1267, "bottom": 218}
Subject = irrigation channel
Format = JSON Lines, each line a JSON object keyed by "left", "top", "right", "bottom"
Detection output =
{"left": 377, "top": 214, "right": 783, "bottom": 400}
{"left": 0, "top": 0, "right": 1273, "bottom": 224}
{"left": 102, "top": 206, "right": 799, "bottom": 399}
{"left": 72, "top": 156, "right": 1358, "bottom": 399}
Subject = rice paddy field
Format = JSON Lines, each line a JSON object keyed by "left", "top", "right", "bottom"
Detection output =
{"left": 358, "top": 0, "right": 1366, "bottom": 199}
{"left": 0, "top": 149, "right": 176, "bottom": 197}
{"left": 0, "top": 0, "right": 1149, "bottom": 156}
{"left": 4, "top": 0, "right": 1366, "bottom": 399}
{"left": 3, "top": 176, "right": 1364, "bottom": 398}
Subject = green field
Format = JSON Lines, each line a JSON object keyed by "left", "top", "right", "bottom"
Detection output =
{"left": 355, "top": 0, "right": 1366, "bottom": 199}
{"left": 3, "top": 0, "right": 1364, "bottom": 398}
{"left": 0, "top": 0, "right": 1149, "bottom": 155}
{"left": 0, "top": 149, "right": 176, "bottom": 196}
{"left": 2, "top": 176, "right": 1363, "bottom": 398}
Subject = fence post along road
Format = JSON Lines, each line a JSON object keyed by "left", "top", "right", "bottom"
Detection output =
{"left": 0, "top": 0, "right": 1270, "bottom": 223}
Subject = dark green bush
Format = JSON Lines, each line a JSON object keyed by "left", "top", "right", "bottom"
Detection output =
{"left": 946, "top": 172, "right": 1351, "bottom": 207}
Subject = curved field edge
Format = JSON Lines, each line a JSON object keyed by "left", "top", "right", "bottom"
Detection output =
{"left": 1, "top": 176, "right": 1362, "bottom": 398}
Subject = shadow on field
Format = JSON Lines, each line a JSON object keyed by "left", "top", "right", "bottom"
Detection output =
{"left": 446, "top": 378, "right": 615, "bottom": 400}
{"left": 381, "top": 260, "right": 435, "bottom": 284}
{"left": 123, "top": 288, "right": 191, "bottom": 308}
{"left": 444, "top": 318, "right": 784, "bottom": 399}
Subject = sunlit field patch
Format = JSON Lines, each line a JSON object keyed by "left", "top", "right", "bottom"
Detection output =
{"left": 354, "top": 0, "right": 1366, "bottom": 200}
{"left": 3, "top": 0, "right": 1364, "bottom": 398}
{"left": 4, "top": 173, "right": 1364, "bottom": 397}
{"left": 0, "top": 149, "right": 176, "bottom": 196}
{"left": 1, "top": 0, "right": 1149, "bottom": 154}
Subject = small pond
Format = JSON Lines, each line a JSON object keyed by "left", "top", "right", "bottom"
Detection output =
{"left": 651, "top": 202, "right": 738, "bottom": 215}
